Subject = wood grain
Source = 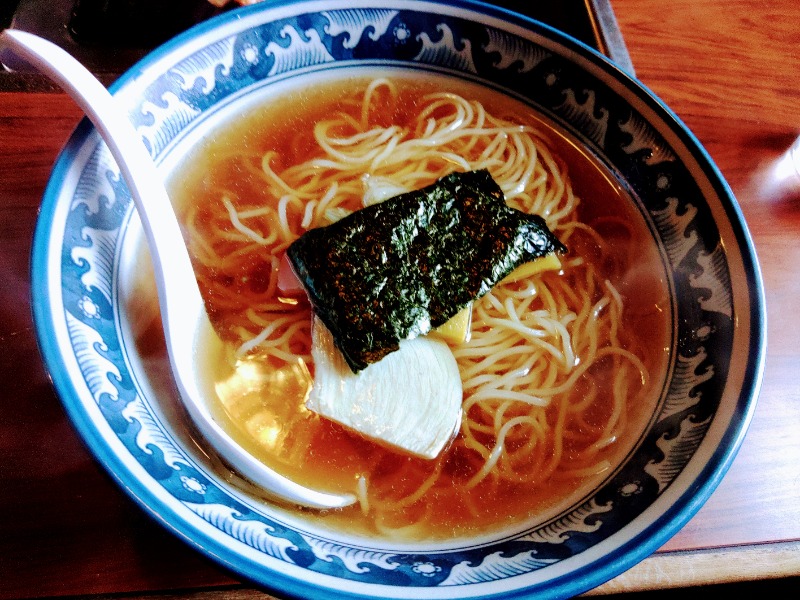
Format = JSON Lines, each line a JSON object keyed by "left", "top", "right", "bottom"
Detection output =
{"left": 613, "top": 0, "right": 800, "bottom": 555}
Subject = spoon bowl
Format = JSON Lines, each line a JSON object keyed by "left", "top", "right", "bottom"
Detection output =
{"left": 0, "top": 28, "right": 355, "bottom": 510}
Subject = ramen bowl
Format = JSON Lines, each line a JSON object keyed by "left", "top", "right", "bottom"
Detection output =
{"left": 32, "top": 1, "right": 765, "bottom": 598}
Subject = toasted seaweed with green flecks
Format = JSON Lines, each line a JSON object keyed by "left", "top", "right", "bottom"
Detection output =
{"left": 287, "top": 169, "right": 566, "bottom": 372}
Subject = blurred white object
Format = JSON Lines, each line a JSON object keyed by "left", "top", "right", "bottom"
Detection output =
{"left": 763, "top": 135, "right": 800, "bottom": 200}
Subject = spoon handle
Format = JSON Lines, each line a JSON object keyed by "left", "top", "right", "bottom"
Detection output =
{"left": 0, "top": 29, "right": 202, "bottom": 348}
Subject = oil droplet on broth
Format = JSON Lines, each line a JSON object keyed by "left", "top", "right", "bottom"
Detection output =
{"left": 216, "top": 356, "right": 313, "bottom": 452}
{"left": 197, "top": 321, "right": 321, "bottom": 474}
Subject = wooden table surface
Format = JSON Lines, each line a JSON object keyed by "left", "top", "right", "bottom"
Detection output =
{"left": 1, "top": 0, "right": 799, "bottom": 597}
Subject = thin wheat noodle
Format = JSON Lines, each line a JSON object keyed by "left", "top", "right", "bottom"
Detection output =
{"left": 179, "top": 78, "right": 658, "bottom": 538}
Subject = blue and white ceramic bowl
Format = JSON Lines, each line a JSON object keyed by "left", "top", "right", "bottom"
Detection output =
{"left": 32, "top": 1, "right": 766, "bottom": 598}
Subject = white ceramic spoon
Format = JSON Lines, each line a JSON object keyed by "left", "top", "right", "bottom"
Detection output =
{"left": 1, "top": 29, "right": 355, "bottom": 510}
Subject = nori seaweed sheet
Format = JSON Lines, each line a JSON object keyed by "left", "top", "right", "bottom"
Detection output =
{"left": 287, "top": 170, "right": 566, "bottom": 372}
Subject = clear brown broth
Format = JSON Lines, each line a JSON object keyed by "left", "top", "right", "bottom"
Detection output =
{"left": 127, "top": 74, "right": 672, "bottom": 540}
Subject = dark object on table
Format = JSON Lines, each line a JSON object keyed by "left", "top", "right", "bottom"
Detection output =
{"left": 68, "top": 0, "right": 225, "bottom": 47}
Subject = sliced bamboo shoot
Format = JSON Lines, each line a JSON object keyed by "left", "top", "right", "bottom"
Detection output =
{"left": 306, "top": 317, "right": 462, "bottom": 459}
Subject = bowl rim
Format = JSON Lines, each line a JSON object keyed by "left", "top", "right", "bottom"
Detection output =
{"left": 31, "top": 1, "right": 767, "bottom": 598}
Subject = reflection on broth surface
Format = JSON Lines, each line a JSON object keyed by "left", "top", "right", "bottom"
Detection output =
{"left": 130, "top": 75, "right": 671, "bottom": 541}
